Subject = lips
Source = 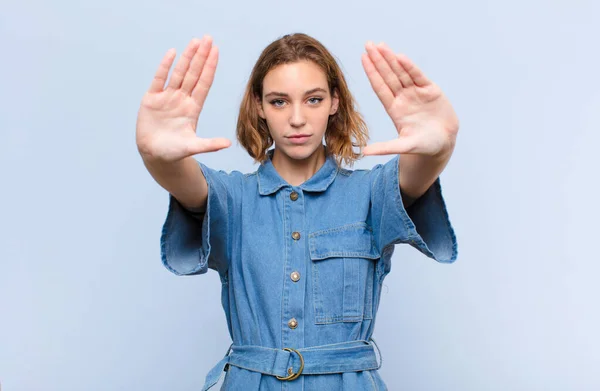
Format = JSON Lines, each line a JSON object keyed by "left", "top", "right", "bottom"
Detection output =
{"left": 287, "top": 134, "right": 311, "bottom": 144}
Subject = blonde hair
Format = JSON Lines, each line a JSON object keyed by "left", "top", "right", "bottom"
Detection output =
{"left": 236, "top": 33, "right": 369, "bottom": 167}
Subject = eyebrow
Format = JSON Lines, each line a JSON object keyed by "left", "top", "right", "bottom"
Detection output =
{"left": 264, "top": 87, "right": 328, "bottom": 98}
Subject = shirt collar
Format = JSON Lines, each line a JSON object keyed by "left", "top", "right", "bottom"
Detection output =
{"left": 257, "top": 148, "right": 339, "bottom": 195}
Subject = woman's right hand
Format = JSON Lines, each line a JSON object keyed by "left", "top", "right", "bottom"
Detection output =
{"left": 136, "top": 36, "right": 231, "bottom": 163}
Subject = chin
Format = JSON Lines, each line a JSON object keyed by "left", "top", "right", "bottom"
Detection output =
{"left": 279, "top": 143, "right": 323, "bottom": 162}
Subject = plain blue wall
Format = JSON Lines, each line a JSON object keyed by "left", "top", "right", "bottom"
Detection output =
{"left": 1, "top": 1, "right": 599, "bottom": 390}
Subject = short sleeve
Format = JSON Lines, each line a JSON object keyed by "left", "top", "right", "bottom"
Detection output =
{"left": 160, "top": 161, "right": 241, "bottom": 276}
{"left": 369, "top": 155, "right": 458, "bottom": 264}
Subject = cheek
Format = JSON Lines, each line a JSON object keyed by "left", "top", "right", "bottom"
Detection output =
{"left": 310, "top": 110, "right": 332, "bottom": 128}
{"left": 264, "top": 111, "right": 286, "bottom": 135}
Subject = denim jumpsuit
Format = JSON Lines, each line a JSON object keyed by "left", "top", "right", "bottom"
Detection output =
{"left": 160, "top": 149, "right": 458, "bottom": 390}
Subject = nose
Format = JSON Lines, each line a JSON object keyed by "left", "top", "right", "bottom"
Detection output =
{"left": 289, "top": 104, "right": 306, "bottom": 128}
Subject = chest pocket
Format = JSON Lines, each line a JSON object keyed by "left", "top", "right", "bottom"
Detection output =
{"left": 308, "top": 222, "right": 381, "bottom": 324}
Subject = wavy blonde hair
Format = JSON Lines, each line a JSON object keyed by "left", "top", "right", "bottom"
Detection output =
{"left": 236, "top": 33, "right": 369, "bottom": 167}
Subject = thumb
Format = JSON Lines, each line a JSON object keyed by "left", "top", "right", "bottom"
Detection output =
{"left": 187, "top": 137, "right": 232, "bottom": 155}
{"left": 362, "top": 137, "right": 416, "bottom": 156}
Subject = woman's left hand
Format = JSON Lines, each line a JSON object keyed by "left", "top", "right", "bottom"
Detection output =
{"left": 361, "top": 41, "right": 459, "bottom": 157}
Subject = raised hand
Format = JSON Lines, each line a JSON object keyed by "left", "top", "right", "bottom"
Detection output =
{"left": 136, "top": 36, "right": 231, "bottom": 163}
{"left": 361, "top": 42, "right": 459, "bottom": 157}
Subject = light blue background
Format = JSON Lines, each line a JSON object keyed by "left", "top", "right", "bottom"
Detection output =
{"left": 1, "top": 0, "right": 599, "bottom": 390}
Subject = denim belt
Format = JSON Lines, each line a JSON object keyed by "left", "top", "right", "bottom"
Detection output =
{"left": 201, "top": 338, "right": 382, "bottom": 390}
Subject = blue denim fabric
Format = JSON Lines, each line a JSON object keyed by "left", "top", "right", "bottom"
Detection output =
{"left": 160, "top": 149, "right": 458, "bottom": 390}
{"left": 202, "top": 338, "right": 383, "bottom": 390}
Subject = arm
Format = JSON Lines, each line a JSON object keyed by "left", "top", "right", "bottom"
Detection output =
{"left": 369, "top": 154, "right": 457, "bottom": 264}
{"left": 136, "top": 36, "right": 230, "bottom": 212}
{"left": 399, "top": 143, "right": 455, "bottom": 208}
{"left": 142, "top": 155, "right": 208, "bottom": 211}
{"left": 360, "top": 41, "right": 459, "bottom": 209}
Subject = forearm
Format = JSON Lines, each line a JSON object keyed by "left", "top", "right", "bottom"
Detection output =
{"left": 398, "top": 146, "right": 454, "bottom": 206}
{"left": 142, "top": 155, "right": 208, "bottom": 211}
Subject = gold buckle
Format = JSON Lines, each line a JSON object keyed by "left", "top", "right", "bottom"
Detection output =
{"left": 276, "top": 348, "right": 304, "bottom": 381}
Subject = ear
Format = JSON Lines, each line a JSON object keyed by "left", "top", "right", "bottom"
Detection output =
{"left": 330, "top": 90, "right": 339, "bottom": 116}
{"left": 255, "top": 95, "right": 266, "bottom": 119}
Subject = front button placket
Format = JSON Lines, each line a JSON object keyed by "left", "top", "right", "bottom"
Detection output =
{"left": 281, "top": 187, "right": 306, "bottom": 390}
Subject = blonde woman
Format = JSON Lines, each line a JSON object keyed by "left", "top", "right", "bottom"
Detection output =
{"left": 136, "top": 33, "right": 459, "bottom": 390}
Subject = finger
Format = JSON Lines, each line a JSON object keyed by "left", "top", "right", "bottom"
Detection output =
{"left": 365, "top": 41, "right": 402, "bottom": 95}
{"left": 186, "top": 137, "right": 232, "bottom": 155}
{"left": 396, "top": 53, "right": 431, "bottom": 87}
{"left": 181, "top": 36, "right": 213, "bottom": 94}
{"left": 191, "top": 46, "right": 219, "bottom": 109}
{"left": 361, "top": 52, "right": 394, "bottom": 108}
{"left": 148, "top": 48, "right": 176, "bottom": 93}
{"left": 166, "top": 37, "right": 203, "bottom": 90}
{"left": 362, "top": 138, "right": 416, "bottom": 156}
{"left": 377, "top": 43, "right": 413, "bottom": 88}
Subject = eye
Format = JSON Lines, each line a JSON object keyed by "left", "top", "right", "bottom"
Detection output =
{"left": 307, "top": 97, "right": 324, "bottom": 105}
{"left": 269, "top": 99, "right": 286, "bottom": 107}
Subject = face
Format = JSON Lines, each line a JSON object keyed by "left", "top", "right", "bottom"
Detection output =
{"left": 257, "top": 60, "right": 339, "bottom": 162}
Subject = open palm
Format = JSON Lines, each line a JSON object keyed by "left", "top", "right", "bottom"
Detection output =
{"left": 361, "top": 42, "right": 459, "bottom": 157}
{"left": 136, "top": 36, "right": 231, "bottom": 162}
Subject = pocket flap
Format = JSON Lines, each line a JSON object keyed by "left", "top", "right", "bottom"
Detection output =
{"left": 308, "top": 222, "right": 380, "bottom": 260}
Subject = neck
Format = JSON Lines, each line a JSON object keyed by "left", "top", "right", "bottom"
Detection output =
{"left": 271, "top": 145, "right": 326, "bottom": 187}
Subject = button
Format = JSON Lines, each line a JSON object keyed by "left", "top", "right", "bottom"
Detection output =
{"left": 288, "top": 318, "right": 298, "bottom": 329}
{"left": 291, "top": 232, "right": 301, "bottom": 240}
{"left": 290, "top": 191, "right": 299, "bottom": 201}
{"left": 287, "top": 367, "right": 294, "bottom": 375}
{"left": 290, "top": 271, "right": 300, "bottom": 282}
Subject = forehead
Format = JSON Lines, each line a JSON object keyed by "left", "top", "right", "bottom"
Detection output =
{"left": 263, "top": 60, "right": 329, "bottom": 93}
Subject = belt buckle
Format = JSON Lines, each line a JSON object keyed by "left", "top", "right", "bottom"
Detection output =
{"left": 276, "top": 347, "right": 304, "bottom": 381}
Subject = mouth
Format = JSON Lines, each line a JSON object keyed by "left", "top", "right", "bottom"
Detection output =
{"left": 286, "top": 134, "right": 311, "bottom": 144}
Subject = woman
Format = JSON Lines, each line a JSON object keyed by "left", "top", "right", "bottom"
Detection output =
{"left": 136, "top": 33, "right": 458, "bottom": 390}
